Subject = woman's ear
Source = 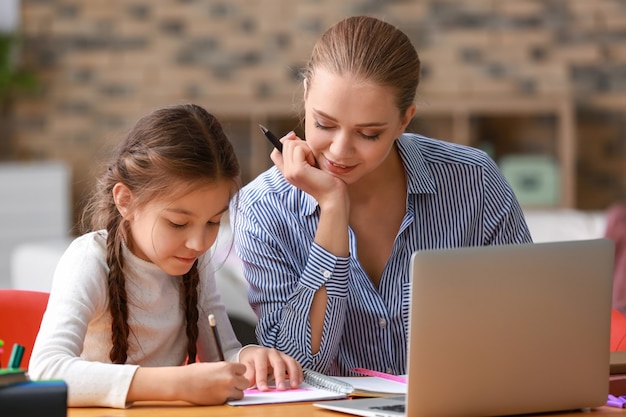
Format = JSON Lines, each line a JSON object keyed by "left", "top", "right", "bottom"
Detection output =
{"left": 400, "top": 103, "right": 417, "bottom": 131}
{"left": 112, "top": 183, "right": 133, "bottom": 219}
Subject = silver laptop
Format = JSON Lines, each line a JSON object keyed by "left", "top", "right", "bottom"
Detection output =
{"left": 315, "top": 239, "right": 614, "bottom": 417}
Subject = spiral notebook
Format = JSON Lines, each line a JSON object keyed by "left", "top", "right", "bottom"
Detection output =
{"left": 227, "top": 368, "right": 406, "bottom": 406}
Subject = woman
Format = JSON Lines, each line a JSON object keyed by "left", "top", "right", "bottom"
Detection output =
{"left": 232, "top": 16, "right": 532, "bottom": 376}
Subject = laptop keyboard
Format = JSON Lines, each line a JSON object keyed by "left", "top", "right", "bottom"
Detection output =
{"left": 371, "top": 404, "right": 406, "bottom": 413}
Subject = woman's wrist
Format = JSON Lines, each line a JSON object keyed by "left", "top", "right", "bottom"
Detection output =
{"left": 316, "top": 196, "right": 349, "bottom": 256}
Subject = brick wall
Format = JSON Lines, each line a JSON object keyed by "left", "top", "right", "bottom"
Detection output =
{"left": 7, "top": 0, "right": 626, "bottom": 228}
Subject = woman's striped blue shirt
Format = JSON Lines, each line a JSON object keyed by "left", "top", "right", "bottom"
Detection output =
{"left": 232, "top": 133, "right": 532, "bottom": 376}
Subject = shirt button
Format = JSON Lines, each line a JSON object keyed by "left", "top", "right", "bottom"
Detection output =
{"left": 379, "top": 318, "right": 387, "bottom": 328}
{"left": 322, "top": 270, "right": 331, "bottom": 278}
{"left": 386, "top": 368, "right": 393, "bottom": 374}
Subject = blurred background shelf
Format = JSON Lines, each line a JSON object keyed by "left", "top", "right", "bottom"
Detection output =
{"left": 220, "top": 95, "right": 576, "bottom": 209}
{"left": 0, "top": 162, "right": 70, "bottom": 288}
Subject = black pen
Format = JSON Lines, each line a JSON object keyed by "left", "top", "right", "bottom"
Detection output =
{"left": 258, "top": 124, "right": 283, "bottom": 153}
{"left": 208, "top": 314, "right": 225, "bottom": 361}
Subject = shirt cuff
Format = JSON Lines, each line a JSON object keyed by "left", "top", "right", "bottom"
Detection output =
{"left": 300, "top": 243, "right": 350, "bottom": 298}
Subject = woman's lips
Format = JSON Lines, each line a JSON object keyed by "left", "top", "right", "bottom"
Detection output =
{"left": 324, "top": 157, "right": 356, "bottom": 175}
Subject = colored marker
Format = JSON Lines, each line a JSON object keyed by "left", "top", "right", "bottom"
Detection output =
{"left": 8, "top": 344, "right": 25, "bottom": 369}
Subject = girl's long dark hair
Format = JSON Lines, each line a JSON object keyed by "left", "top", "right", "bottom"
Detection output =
{"left": 82, "top": 104, "right": 240, "bottom": 364}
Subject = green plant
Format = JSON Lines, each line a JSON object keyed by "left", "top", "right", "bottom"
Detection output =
{"left": 0, "top": 33, "right": 37, "bottom": 112}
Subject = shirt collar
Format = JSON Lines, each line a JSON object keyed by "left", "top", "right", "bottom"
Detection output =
{"left": 396, "top": 133, "right": 437, "bottom": 195}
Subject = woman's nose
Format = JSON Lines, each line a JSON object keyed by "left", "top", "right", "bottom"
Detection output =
{"left": 329, "top": 130, "right": 353, "bottom": 156}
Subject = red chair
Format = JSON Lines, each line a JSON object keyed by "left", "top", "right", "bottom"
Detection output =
{"left": 611, "top": 308, "right": 626, "bottom": 352}
{"left": 0, "top": 289, "right": 50, "bottom": 368}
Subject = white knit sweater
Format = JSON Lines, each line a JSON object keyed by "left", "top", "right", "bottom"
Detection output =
{"left": 29, "top": 231, "right": 242, "bottom": 408}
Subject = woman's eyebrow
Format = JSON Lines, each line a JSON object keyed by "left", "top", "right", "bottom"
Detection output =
{"left": 312, "top": 108, "right": 388, "bottom": 128}
{"left": 312, "top": 108, "right": 337, "bottom": 122}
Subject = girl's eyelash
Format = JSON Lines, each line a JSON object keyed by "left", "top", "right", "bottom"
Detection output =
{"left": 169, "top": 221, "right": 186, "bottom": 229}
{"left": 168, "top": 219, "right": 221, "bottom": 229}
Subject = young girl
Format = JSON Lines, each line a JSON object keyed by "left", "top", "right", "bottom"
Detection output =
{"left": 232, "top": 16, "right": 532, "bottom": 376}
{"left": 29, "top": 104, "right": 302, "bottom": 408}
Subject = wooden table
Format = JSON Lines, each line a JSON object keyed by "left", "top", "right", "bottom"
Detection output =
{"left": 67, "top": 402, "right": 626, "bottom": 417}
{"left": 68, "top": 401, "right": 334, "bottom": 416}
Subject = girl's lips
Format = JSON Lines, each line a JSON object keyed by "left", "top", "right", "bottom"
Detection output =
{"left": 175, "top": 256, "right": 197, "bottom": 264}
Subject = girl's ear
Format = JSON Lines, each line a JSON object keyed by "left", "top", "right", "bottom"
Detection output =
{"left": 112, "top": 182, "right": 133, "bottom": 220}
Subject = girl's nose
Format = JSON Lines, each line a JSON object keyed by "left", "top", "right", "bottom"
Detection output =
{"left": 186, "top": 229, "right": 211, "bottom": 252}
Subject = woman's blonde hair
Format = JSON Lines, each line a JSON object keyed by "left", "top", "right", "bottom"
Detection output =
{"left": 304, "top": 15, "right": 421, "bottom": 116}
